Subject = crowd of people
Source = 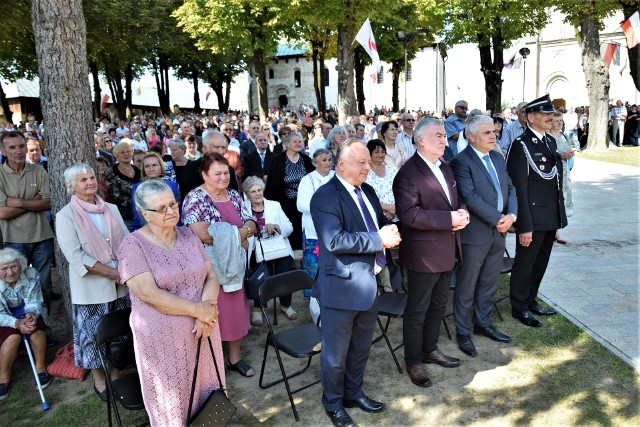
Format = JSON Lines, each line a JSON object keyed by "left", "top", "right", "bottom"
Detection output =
{"left": 0, "top": 93, "right": 623, "bottom": 426}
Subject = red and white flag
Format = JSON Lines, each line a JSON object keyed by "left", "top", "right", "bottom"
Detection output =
{"left": 205, "top": 91, "right": 212, "bottom": 101}
{"left": 100, "top": 94, "right": 109, "bottom": 115}
{"left": 621, "top": 11, "right": 640, "bottom": 49}
{"left": 503, "top": 51, "right": 521, "bottom": 69}
{"left": 354, "top": 18, "right": 381, "bottom": 72}
{"left": 601, "top": 42, "right": 620, "bottom": 68}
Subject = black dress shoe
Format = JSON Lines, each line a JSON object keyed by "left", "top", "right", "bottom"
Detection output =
{"left": 473, "top": 325, "right": 512, "bottom": 343}
{"left": 423, "top": 349, "right": 462, "bottom": 367}
{"left": 343, "top": 395, "right": 385, "bottom": 413}
{"left": 325, "top": 409, "right": 358, "bottom": 427}
{"left": 456, "top": 334, "right": 477, "bottom": 357}
{"left": 512, "top": 311, "right": 542, "bottom": 327}
{"left": 530, "top": 304, "right": 557, "bottom": 316}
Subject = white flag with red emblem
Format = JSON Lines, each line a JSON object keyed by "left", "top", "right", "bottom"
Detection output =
{"left": 621, "top": 11, "right": 639, "bottom": 49}
{"left": 355, "top": 18, "right": 381, "bottom": 72}
{"left": 100, "top": 94, "right": 109, "bottom": 114}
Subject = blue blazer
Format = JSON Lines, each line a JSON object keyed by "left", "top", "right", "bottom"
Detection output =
{"left": 450, "top": 146, "right": 517, "bottom": 246}
{"left": 310, "top": 176, "right": 384, "bottom": 311}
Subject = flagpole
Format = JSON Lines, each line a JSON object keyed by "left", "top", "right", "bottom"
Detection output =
{"left": 599, "top": 25, "right": 622, "bottom": 46}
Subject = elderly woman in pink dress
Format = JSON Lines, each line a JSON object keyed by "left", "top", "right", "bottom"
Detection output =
{"left": 182, "top": 153, "right": 257, "bottom": 378}
{"left": 117, "top": 180, "right": 223, "bottom": 426}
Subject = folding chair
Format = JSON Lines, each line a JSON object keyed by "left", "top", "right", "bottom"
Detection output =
{"left": 493, "top": 247, "right": 515, "bottom": 321}
{"left": 373, "top": 256, "right": 408, "bottom": 373}
{"left": 258, "top": 270, "right": 322, "bottom": 422}
{"left": 94, "top": 308, "right": 145, "bottom": 427}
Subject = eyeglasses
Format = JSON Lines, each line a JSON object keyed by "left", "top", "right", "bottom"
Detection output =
{"left": 404, "top": 118, "right": 416, "bottom": 122}
{"left": 146, "top": 201, "right": 179, "bottom": 215}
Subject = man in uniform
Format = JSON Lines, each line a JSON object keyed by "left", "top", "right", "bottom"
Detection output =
{"left": 506, "top": 95, "right": 567, "bottom": 328}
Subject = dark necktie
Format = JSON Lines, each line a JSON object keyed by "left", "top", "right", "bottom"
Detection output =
{"left": 482, "top": 154, "right": 504, "bottom": 211}
{"left": 354, "top": 187, "right": 386, "bottom": 269}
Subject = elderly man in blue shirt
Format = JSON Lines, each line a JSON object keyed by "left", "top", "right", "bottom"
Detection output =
{"left": 445, "top": 100, "right": 468, "bottom": 157}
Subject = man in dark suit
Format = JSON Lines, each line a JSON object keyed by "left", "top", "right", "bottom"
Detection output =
{"left": 393, "top": 117, "right": 469, "bottom": 388}
{"left": 450, "top": 115, "right": 517, "bottom": 357}
{"left": 507, "top": 95, "right": 567, "bottom": 327}
{"left": 311, "top": 140, "right": 401, "bottom": 427}
{"left": 239, "top": 121, "right": 261, "bottom": 162}
{"left": 241, "top": 132, "right": 272, "bottom": 181}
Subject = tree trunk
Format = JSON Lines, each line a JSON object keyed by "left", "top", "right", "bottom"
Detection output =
{"left": 162, "top": 58, "right": 170, "bottom": 114}
{"left": 391, "top": 60, "right": 401, "bottom": 113}
{"left": 32, "top": 0, "right": 95, "bottom": 330}
{"left": 0, "top": 81, "right": 13, "bottom": 125}
{"left": 354, "top": 48, "right": 366, "bottom": 114}
{"left": 193, "top": 70, "right": 200, "bottom": 113}
{"left": 105, "top": 63, "right": 126, "bottom": 119}
{"left": 477, "top": 30, "right": 504, "bottom": 115}
{"left": 89, "top": 60, "right": 101, "bottom": 119}
{"left": 224, "top": 74, "right": 232, "bottom": 112}
{"left": 312, "top": 41, "right": 322, "bottom": 113}
{"left": 621, "top": 3, "right": 640, "bottom": 92}
{"left": 319, "top": 51, "right": 327, "bottom": 113}
{"left": 124, "top": 63, "right": 133, "bottom": 118}
{"left": 579, "top": 14, "right": 610, "bottom": 151}
{"left": 337, "top": 9, "right": 357, "bottom": 125}
{"left": 208, "top": 76, "right": 225, "bottom": 112}
{"left": 253, "top": 49, "right": 268, "bottom": 119}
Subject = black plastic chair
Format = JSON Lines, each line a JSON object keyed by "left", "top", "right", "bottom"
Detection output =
{"left": 258, "top": 270, "right": 322, "bottom": 422}
{"left": 373, "top": 256, "right": 408, "bottom": 373}
{"left": 494, "top": 247, "right": 515, "bottom": 321}
{"left": 94, "top": 308, "right": 145, "bottom": 427}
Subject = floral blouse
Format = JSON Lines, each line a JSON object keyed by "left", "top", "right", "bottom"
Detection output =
{"left": 104, "top": 164, "right": 141, "bottom": 221}
{"left": 182, "top": 187, "right": 251, "bottom": 226}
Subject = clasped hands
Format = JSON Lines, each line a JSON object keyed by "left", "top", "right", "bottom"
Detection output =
{"left": 451, "top": 209, "right": 470, "bottom": 231}
{"left": 378, "top": 224, "right": 401, "bottom": 249}
{"left": 192, "top": 300, "right": 219, "bottom": 339}
{"left": 16, "top": 312, "right": 38, "bottom": 334}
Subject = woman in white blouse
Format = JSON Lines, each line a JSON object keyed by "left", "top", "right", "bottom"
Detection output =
{"left": 296, "top": 148, "right": 335, "bottom": 297}
{"left": 365, "top": 139, "right": 399, "bottom": 224}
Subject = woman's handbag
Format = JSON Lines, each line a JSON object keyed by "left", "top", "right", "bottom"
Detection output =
{"left": 46, "top": 342, "right": 89, "bottom": 381}
{"left": 187, "top": 337, "right": 236, "bottom": 426}
{"left": 254, "top": 231, "right": 289, "bottom": 263}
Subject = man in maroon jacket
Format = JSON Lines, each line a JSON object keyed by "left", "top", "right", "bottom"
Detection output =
{"left": 393, "top": 117, "right": 469, "bottom": 388}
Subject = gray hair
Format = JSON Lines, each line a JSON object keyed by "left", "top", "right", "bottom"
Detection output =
{"left": 326, "top": 126, "right": 347, "bottom": 150}
{"left": 0, "top": 247, "right": 28, "bottom": 272}
{"left": 414, "top": 117, "right": 444, "bottom": 141}
{"left": 134, "top": 180, "right": 173, "bottom": 217}
{"left": 312, "top": 148, "right": 332, "bottom": 166}
{"left": 465, "top": 109, "right": 484, "bottom": 124}
{"left": 465, "top": 115, "right": 494, "bottom": 137}
{"left": 284, "top": 132, "right": 303, "bottom": 146}
{"left": 64, "top": 163, "right": 93, "bottom": 194}
{"left": 455, "top": 100, "right": 468, "bottom": 108}
{"left": 242, "top": 175, "right": 266, "bottom": 195}
{"left": 202, "top": 130, "right": 226, "bottom": 148}
{"left": 336, "top": 138, "right": 365, "bottom": 163}
{"left": 168, "top": 138, "right": 186, "bottom": 152}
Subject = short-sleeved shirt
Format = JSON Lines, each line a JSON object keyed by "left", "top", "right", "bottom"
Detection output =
{"left": 0, "top": 162, "right": 54, "bottom": 243}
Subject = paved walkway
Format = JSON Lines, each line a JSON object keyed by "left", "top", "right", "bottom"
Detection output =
{"left": 506, "top": 157, "right": 639, "bottom": 370}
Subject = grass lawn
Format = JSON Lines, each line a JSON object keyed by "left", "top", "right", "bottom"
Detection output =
{"left": 2, "top": 276, "right": 639, "bottom": 426}
{"left": 576, "top": 145, "right": 640, "bottom": 167}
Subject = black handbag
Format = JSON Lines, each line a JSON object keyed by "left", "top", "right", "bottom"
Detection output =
{"left": 187, "top": 337, "right": 236, "bottom": 426}
{"left": 244, "top": 234, "right": 271, "bottom": 301}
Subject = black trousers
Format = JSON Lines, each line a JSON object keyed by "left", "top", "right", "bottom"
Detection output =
{"left": 509, "top": 230, "right": 556, "bottom": 312}
{"left": 403, "top": 269, "right": 453, "bottom": 366}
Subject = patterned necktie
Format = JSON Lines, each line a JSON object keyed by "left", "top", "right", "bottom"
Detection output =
{"left": 259, "top": 152, "right": 265, "bottom": 169}
{"left": 482, "top": 154, "right": 504, "bottom": 212}
{"left": 354, "top": 187, "right": 386, "bottom": 269}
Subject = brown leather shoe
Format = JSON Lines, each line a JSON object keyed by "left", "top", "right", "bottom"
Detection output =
{"left": 406, "top": 364, "right": 432, "bottom": 387}
{"left": 422, "top": 349, "right": 462, "bottom": 368}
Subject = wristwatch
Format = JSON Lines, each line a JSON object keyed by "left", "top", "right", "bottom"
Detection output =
{"left": 508, "top": 213, "right": 517, "bottom": 222}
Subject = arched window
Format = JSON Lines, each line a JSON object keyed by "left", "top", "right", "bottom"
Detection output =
{"left": 323, "top": 67, "right": 330, "bottom": 86}
{"left": 294, "top": 69, "right": 301, "bottom": 88}
{"left": 269, "top": 69, "right": 274, "bottom": 79}
{"left": 377, "top": 67, "right": 384, "bottom": 84}
{"left": 406, "top": 64, "right": 412, "bottom": 82}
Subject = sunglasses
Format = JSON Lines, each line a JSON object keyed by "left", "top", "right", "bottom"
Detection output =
{"left": 404, "top": 119, "right": 416, "bottom": 122}
{"left": 146, "top": 201, "right": 179, "bottom": 215}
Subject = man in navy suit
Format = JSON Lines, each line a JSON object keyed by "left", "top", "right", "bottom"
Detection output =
{"left": 241, "top": 132, "right": 272, "bottom": 181}
{"left": 311, "top": 139, "right": 401, "bottom": 427}
{"left": 450, "top": 115, "right": 517, "bottom": 357}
